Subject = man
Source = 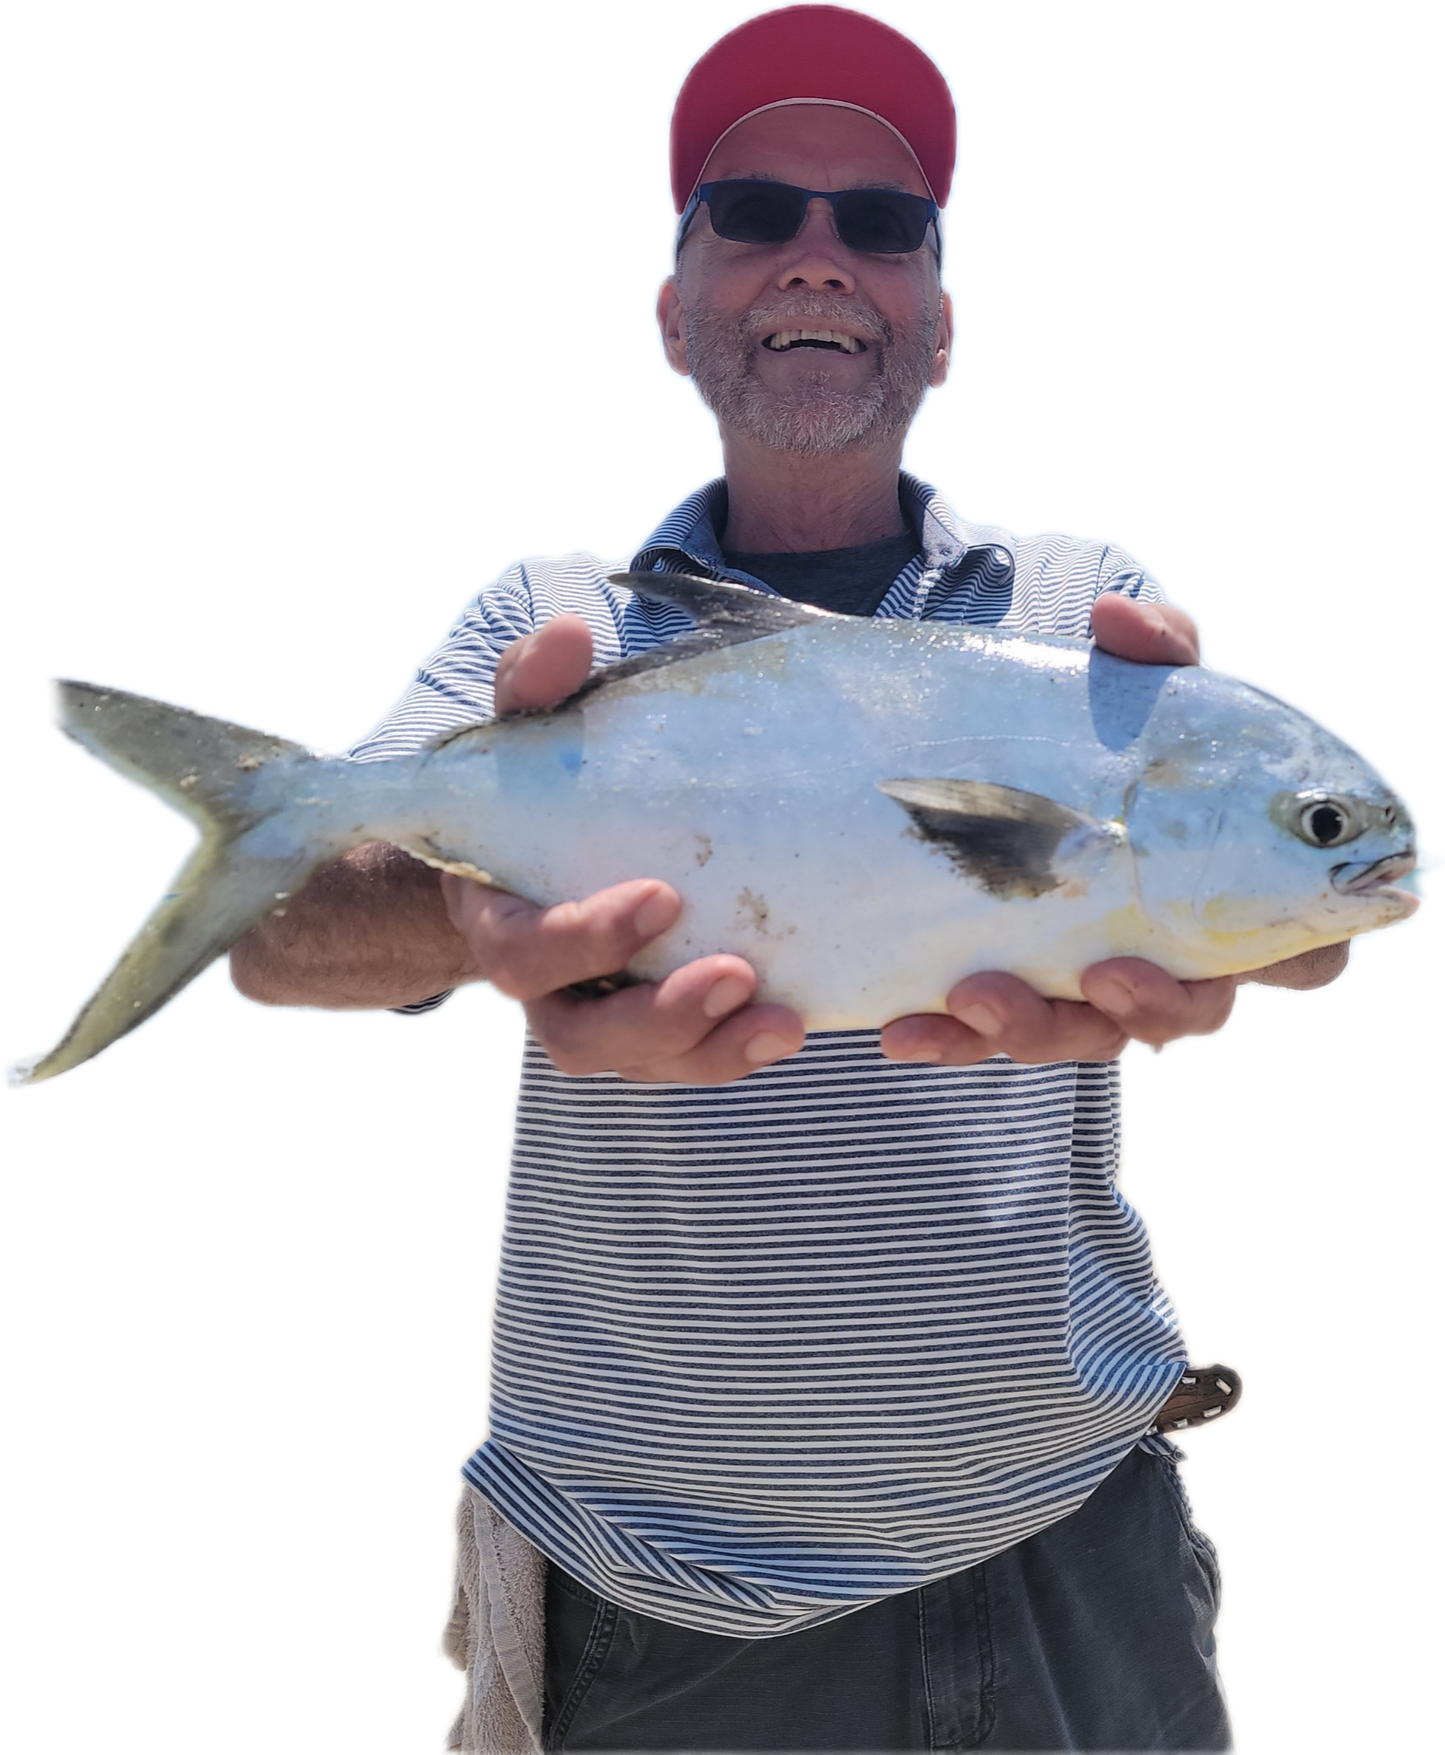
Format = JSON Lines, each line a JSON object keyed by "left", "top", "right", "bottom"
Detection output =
{"left": 232, "top": 9, "right": 1344, "bottom": 1749}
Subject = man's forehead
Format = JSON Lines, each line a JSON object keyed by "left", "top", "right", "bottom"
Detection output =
{"left": 698, "top": 104, "right": 930, "bottom": 196}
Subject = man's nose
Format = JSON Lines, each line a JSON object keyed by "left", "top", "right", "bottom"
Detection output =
{"left": 774, "top": 198, "right": 856, "bottom": 293}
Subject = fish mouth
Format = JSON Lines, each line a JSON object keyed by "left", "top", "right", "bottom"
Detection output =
{"left": 1330, "top": 850, "right": 1418, "bottom": 906}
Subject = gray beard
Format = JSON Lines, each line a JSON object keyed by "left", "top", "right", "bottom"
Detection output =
{"left": 682, "top": 291, "right": 939, "bottom": 457}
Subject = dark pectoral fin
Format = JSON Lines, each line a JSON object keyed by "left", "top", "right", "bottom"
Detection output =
{"left": 878, "top": 778, "right": 1112, "bottom": 900}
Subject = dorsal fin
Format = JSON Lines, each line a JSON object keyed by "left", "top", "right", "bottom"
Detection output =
{"left": 541, "top": 571, "right": 833, "bottom": 706}
{"left": 435, "top": 573, "right": 833, "bottom": 736}
{"left": 609, "top": 570, "right": 834, "bottom": 636}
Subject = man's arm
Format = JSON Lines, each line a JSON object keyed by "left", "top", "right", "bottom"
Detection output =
{"left": 229, "top": 840, "right": 483, "bottom": 1010}
{"left": 229, "top": 613, "right": 806, "bottom": 1082}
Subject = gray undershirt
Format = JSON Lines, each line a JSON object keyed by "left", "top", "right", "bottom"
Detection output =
{"left": 723, "top": 529, "right": 921, "bottom": 618}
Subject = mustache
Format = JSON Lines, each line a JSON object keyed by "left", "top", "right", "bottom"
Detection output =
{"left": 738, "top": 294, "right": 893, "bottom": 346}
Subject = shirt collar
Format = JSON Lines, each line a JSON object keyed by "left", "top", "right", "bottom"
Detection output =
{"left": 629, "top": 474, "right": 1016, "bottom": 584}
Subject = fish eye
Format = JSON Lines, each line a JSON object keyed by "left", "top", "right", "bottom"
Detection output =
{"left": 1307, "top": 804, "right": 1345, "bottom": 844}
{"left": 1294, "top": 795, "right": 1359, "bottom": 848}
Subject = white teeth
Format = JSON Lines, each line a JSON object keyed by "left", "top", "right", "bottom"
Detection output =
{"left": 764, "top": 329, "right": 862, "bottom": 353}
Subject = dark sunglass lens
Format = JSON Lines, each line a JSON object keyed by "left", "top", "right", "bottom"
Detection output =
{"left": 706, "top": 181, "right": 807, "bottom": 244}
{"left": 835, "top": 190, "right": 930, "bottom": 254}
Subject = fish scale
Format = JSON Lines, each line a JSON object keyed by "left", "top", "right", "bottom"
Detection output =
{"left": 14, "top": 575, "right": 1418, "bottom": 1082}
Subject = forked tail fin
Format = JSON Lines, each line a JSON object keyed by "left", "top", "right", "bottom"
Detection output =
{"left": 15, "top": 682, "right": 341, "bottom": 1084}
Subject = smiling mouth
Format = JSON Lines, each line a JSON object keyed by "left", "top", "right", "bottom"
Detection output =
{"left": 763, "top": 329, "right": 864, "bottom": 354}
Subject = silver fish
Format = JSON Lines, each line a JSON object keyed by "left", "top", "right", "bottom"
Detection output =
{"left": 15, "top": 574, "right": 1418, "bottom": 1083}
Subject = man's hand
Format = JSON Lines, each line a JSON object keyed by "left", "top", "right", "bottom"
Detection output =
{"left": 440, "top": 615, "right": 805, "bottom": 1084}
{"left": 880, "top": 593, "right": 1334, "bottom": 1068}
{"left": 880, "top": 960, "right": 1238, "bottom": 1067}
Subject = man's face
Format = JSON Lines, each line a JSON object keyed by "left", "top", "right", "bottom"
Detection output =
{"left": 660, "top": 105, "right": 952, "bottom": 457}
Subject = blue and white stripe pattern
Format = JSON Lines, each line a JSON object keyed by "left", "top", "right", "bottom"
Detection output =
{"left": 356, "top": 477, "right": 1186, "bottom": 1636}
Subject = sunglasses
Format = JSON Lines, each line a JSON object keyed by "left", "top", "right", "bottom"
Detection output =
{"left": 677, "top": 179, "right": 941, "bottom": 260}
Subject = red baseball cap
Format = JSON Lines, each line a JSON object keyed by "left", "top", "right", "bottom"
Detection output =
{"left": 670, "top": 6, "right": 956, "bottom": 213}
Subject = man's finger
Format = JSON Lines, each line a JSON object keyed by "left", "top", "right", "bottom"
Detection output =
{"left": 531, "top": 971, "right": 803, "bottom": 1086}
{"left": 493, "top": 614, "right": 595, "bottom": 715}
{"left": 526, "top": 954, "right": 760, "bottom": 1075}
{"left": 946, "top": 972, "right": 1131, "bottom": 1063}
{"left": 445, "top": 876, "right": 681, "bottom": 1001}
{"left": 1080, "top": 958, "right": 1237, "bottom": 1045}
{"left": 882, "top": 973, "right": 1129, "bottom": 1066}
{"left": 1090, "top": 593, "right": 1200, "bottom": 667}
{"left": 617, "top": 1002, "right": 807, "bottom": 1086}
{"left": 880, "top": 1011, "right": 1007, "bottom": 1067}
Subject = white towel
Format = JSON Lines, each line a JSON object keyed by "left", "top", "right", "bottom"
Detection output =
{"left": 444, "top": 1484, "right": 548, "bottom": 1753}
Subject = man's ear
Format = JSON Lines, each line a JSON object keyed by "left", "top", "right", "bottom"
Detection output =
{"left": 934, "top": 289, "right": 955, "bottom": 393}
{"left": 657, "top": 277, "right": 692, "bottom": 377}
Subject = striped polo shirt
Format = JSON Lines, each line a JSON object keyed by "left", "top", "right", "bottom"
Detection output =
{"left": 353, "top": 476, "right": 1186, "bottom": 1637}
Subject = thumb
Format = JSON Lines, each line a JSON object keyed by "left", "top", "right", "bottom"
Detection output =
{"left": 494, "top": 614, "right": 595, "bottom": 715}
{"left": 1091, "top": 593, "right": 1200, "bottom": 666}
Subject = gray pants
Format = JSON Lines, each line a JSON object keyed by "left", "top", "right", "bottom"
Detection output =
{"left": 542, "top": 1448, "right": 1228, "bottom": 1752}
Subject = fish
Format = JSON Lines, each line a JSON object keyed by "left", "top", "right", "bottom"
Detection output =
{"left": 14, "top": 573, "right": 1419, "bottom": 1083}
